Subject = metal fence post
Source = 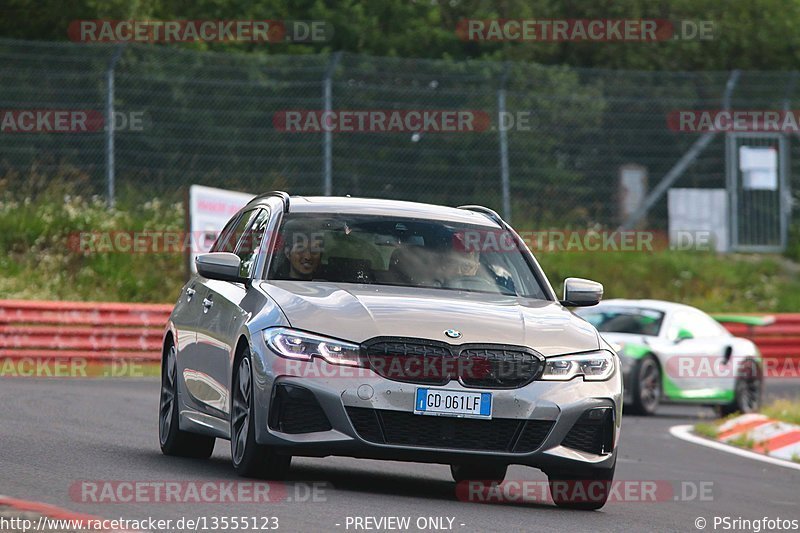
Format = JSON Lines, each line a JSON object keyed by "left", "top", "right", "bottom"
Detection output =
{"left": 619, "top": 70, "right": 740, "bottom": 231}
{"left": 105, "top": 44, "right": 124, "bottom": 208}
{"left": 323, "top": 52, "right": 342, "bottom": 196}
{"left": 497, "top": 63, "right": 512, "bottom": 222}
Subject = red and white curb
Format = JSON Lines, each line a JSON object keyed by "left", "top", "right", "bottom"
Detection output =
{"left": 670, "top": 425, "right": 800, "bottom": 470}
{"left": 716, "top": 413, "right": 800, "bottom": 461}
{"left": 0, "top": 495, "right": 140, "bottom": 532}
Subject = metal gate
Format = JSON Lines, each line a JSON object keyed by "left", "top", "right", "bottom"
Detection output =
{"left": 726, "top": 133, "right": 790, "bottom": 252}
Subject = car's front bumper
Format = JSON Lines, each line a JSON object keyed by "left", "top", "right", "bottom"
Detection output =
{"left": 250, "top": 338, "right": 623, "bottom": 473}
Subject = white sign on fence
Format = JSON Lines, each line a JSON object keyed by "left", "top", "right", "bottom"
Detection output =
{"left": 739, "top": 146, "right": 778, "bottom": 191}
{"left": 668, "top": 188, "right": 729, "bottom": 253}
{"left": 187, "top": 185, "right": 254, "bottom": 273}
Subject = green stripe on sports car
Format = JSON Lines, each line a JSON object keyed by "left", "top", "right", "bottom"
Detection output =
{"left": 710, "top": 314, "right": 775, "bottom": 327}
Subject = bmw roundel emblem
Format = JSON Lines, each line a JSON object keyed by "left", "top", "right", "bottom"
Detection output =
{"left": 444, "top": 329, "right": 462, "bottom": 339}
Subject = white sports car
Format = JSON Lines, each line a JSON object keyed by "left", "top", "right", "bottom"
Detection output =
{"left": 575, "top": 299, "right": 763, "bottom": 416}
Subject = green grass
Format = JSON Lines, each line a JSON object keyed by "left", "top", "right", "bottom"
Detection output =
{"left": 0, "top": 184, "right": 185, "bottom": 303}
{"left": 761, "top": 399, "right": 800, "bottom": 426}
{"left": 3, "top": 184, "right": 800, "bottom": 308}
{"left": 728, "top": 432, "right": 757, "bottom": 450}
{"left": 694, "top": 422, "right": 720, "bottom": 439}
{"left": 538, "top": 249, "right": 800, "bottom": 312}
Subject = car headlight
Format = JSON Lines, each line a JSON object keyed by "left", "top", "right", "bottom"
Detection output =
{"left": 264, "top": 328, "right": 362, "bottom": 367}
{"left": 540, "top": 350, "right": 616, "bottom": 381}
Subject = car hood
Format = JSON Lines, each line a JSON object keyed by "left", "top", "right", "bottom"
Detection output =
{"left": 259, "top": 281, "right": 599, "bottom": 357}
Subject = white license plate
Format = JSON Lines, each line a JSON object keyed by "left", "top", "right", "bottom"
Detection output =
{"left": 414, "top": 388, "right": 492, "bottom": 419}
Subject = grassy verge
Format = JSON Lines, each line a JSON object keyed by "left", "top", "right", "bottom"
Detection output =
{"left": 693, "top": 399, "right": 800, "bottom": 463}
{"left": 0, "top": 187, "right": 184, "bottom": 303}
{"left": 761, "top": 399, "right": 800, "bottom": 425}
{"left": 538, "top": 249, "right": 800, "bottom": 312}
{"left": 3, "top": 189, "right": 800, "bottom": 308}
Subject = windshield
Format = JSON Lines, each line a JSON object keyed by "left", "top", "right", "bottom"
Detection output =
{"left": 576, "top": 307, "right": 665, "bottom": 336}
{"left": 268, "top": 213, "right": 547, "bottom": 299}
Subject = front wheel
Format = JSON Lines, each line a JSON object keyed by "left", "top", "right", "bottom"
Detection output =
{"left": 231, "top": 349, "right": 291, "bottom": 479}
{"left": 159, "top": 341, "right": 216, "bottom": 458}
{"left": 547, "top": 460, "right": 616, "bottom": 511}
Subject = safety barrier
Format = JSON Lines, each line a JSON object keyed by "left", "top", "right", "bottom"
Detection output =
{"left": 0, "top": 300, "right": 170, "bottom": 362}
{"left": 715, "top": 314, "right": 800, "bottom": 361}
{"left": 0, "top": 300, "right": 797, "bottom": 365}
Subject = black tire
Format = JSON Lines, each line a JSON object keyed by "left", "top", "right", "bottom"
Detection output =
{"left": 159, "top": 340, "right": 216, "bottom": 458}
{"left": 547, "top": 460, "right": 616, "bottom": 511}
{"left": 231, "top": 348, "right": 291, "bottom": 479}
{"left": 717, "top": 358, "right": 762, "bottom": 417}
{"left": 450, "top": 463, "right": 508, "bottom": 483}
{"left": 629, "top": 355, "right": 661, "bottom": 416}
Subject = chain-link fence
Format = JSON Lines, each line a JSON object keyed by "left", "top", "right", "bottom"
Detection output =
{"left": 1, "top": 38, "right": 798, "bottom": 234}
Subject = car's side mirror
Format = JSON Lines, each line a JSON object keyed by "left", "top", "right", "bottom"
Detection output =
{"left": 675, "top": 328, "right": 694, "bottom": 343}
{"left": 560, "top": 277, "right": 603, "bottom": 307}
{"left": 196, "top": 252, "right": 244, "bottom": 282}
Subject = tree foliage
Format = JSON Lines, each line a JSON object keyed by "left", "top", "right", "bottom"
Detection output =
{"left": 2, "top": 0, "right": 799, "bottom": 70}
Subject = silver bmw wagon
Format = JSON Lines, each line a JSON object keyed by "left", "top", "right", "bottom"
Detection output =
{"left": 159, "top": 192, "right": 622, "bottom": 509}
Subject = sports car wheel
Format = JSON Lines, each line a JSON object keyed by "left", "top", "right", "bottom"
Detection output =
{"left": 547, "top": 459, "right": 616, "bottom": 511}
{"left": 450, "top": 463, "right": 507, "bottom": 483}
{"left": 629, "top": 355, "right": 661, "bottom": 416}
{"left": 231, "top": 348, "right": 291, "bottom": 479}
{"left": 159, "top": 341, "right": 216, "bottom": 458}
{"left": 718, "top": 358, "right": 762, "bottom": 416}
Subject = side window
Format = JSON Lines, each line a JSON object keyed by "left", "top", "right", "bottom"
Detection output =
{"left": 209, "top": 213, "right": 242, "bottom": 253}
{"left": 235, "top": 209, "right": 270, "bottom": 279}
{"left": 212, "top": 209, "right": 257, "bottom": 253}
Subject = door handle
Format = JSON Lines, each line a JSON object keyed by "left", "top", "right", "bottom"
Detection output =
{"left": 202, "top": 297, "right": 213, "bottom": 312}
{"left": 186, "top": 287, "right": 196, "bottom": 301}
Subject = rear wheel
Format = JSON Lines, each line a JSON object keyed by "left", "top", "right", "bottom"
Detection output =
{"left": 231, "top": 349, "right": 291, "bottom": 479}
{"left": 450, "top": 463, "right": 507, "bottom": 483}
{"left": 547, "top": 460, "right": 616, "bottom": 511}
{"left": 159, "top": 341, "right": 216, "bottom": 458}
{"left": 717, "top": 358, "right": 762, "bottom": 417}
{"left": 629, "top": 355, "right": 661, "bottom": 416}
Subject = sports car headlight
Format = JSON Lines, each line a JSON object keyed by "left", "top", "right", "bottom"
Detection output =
{"left": 540, "top": 350, "right": 616, "bottom": 381}
{"left": 264, "top": 328, "right": 362, "bottom": 367}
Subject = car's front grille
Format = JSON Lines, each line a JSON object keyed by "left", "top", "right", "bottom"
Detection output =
{"left": 361, "top": 338, "right": 544, "bottom": 389}
{"left": 364, "top": 340, "right": 454, "bottom": 385}
{"left": 269, "top": 384, "right": 332, "bottom": 434}
{"left": 458, "top": 347, "right": 543, "bottom": 388}
{"left": 561, "top": 408, "right": 614, "bottom": 455}
{"left": 346, "top": 407, "right": 553, "bottom": 453}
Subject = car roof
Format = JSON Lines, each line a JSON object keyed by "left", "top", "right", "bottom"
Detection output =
{"left": 282, "top": 195, "right": 502, "bottom": 228}
{"left": 592, "top": 298, "right": 699, "bottom": 314}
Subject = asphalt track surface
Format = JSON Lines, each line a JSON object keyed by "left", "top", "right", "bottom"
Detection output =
{"left": 1, "top": 378, "right": 799, "bottom": 533}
